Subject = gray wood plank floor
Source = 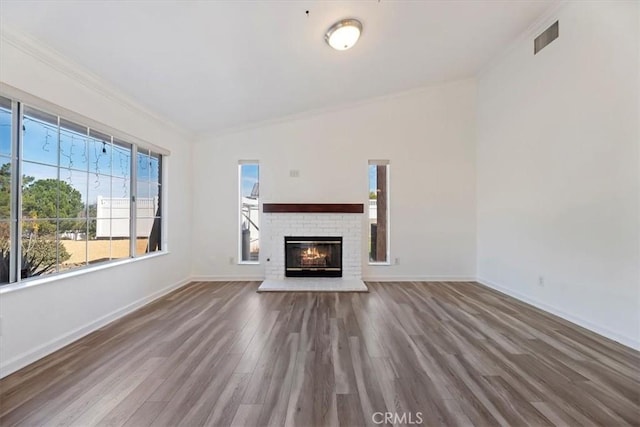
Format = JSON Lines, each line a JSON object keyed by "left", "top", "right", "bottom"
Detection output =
{"left": 0, "top": 281, "right": 638, "bottom": 426}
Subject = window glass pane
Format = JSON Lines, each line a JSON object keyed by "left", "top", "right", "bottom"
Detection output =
{"left": 112, "top": 141, "right": 131, "bottom": 180}
{"left": 110, "top": 216, "right": 130, "bottom": 240}
{"left": 0, "top": 157, "right": 11, "bottom": 220}
{"left": 149, "top": 183, "right": 160, "bottom": 216}
{"left": 135, "top": 217, "right": 161, "bottom": 254}
{"left": 136, "top": 180, "right": 150, "bottom": 199}
{"left": 110, "top": 236, "right": 130, "bottom": 260}
{"left": 111, "top": 177, "right": 131, "bottom": 204}
{"left": 137, "top": 149, "right": 150, "bottom": 182}
{"left": 240, "top": 163, "right": 259, "bottom": 262}
{"left": 0, "top": 97, "right": 11, "bottom": 156}
{"left": 23, "top": 107, "right": 59, "bottom": 166}
{"left": 59, "top": 119, "right": 89, "bottom": 173}
{"left": 21, "top": 219, "right": 58, "bottom": 279}
{"left": 149, "top": 152, "right": 161, "bottom": 184}
{"left": 0, "top": 220, "right": 10, "bottom": 284}
{"left": 88, "top": 218, "right": 111, "bottom": 264}
{"left": 58, "top": 215, "right": 86, "bottom": 240}
{"left": 369, "top": 162, "right": 389, "bottom": 263}
{"left": 21, "top": 162, "right": 59, "bottom": 221}
{"left": 58, "top": 219, "right": 87, "bottom": 272}
{"left": 88, "top": 174, "right": 111, "bottom": 214}
{"left": 138, "top": 191, "right": 156, "bottom": 219}
{"left": 88, "top": 135, "right": 111, "bottom": 175}
{"left": 135, "top": 217, "right": 154, "bottom": 256}
{"left": 59, "top": 172, "right": 87, "bottom": 221}
{"left": 149, "top": 217, "right": 161, "bottom": 253}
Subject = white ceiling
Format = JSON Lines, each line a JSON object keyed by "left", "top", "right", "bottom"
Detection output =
{"left": 1, "top": 0, "right": 556, "bottom": 135}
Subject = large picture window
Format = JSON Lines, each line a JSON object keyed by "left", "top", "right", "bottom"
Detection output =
{"left": 0, "top": 94, "right": 165, "bottom": 285}
{"left": 239, "top": 162, "right": 259, "bottom": 263}
{"left": 369, "top": 160, "right": 389, "bottom": 263}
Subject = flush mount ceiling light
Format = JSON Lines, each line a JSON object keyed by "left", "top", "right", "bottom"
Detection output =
{"left": 324, "top": 18, "right": 362, "bottom": 51}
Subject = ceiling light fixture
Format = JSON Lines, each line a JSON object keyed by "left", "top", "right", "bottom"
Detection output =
{"left": 324, "top": 18, "right": 362, "bottom": 51}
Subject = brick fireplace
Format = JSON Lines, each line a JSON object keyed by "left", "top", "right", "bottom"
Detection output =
{"left": 261, "top": 204, "right": 364, "bottom": 282}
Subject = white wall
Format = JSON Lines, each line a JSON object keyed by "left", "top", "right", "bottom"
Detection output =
{"left": 477, "top": 1, "right": 640, "bottom": 348}
{"left": 192, "top": 79, "right": 477, "bottom": 281}
{"left": 0, "top": 31, "right": 193, "bottom": 376}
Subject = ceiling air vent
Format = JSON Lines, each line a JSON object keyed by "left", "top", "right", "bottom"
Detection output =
{"left": 534, "top": 21, "right": 559, "bottom": 55}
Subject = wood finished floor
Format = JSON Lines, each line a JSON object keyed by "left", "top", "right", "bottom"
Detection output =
{"left": 0, "top": 281, "right": 638, "bottom": 426}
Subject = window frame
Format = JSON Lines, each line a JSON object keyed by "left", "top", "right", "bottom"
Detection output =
{"left": 238, "top": 161, "right": 260, "bottom": 265}
{"left": 0, "top": 88, "right": 169, "bottom": 289}
{"left": 368, "top": 160, "right": 391, "bottom": 265}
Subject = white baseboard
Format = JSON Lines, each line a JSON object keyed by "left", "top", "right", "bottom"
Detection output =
{"left": 191, "top": 275, "right": 477, "bottom": 283}
{"left": 0, "top": 276, "right": 193, "bottom": 379}
{"left": 190, "top": 275, "right": 265, "bottom": 282}
{"left": 477, "top": 277, "right": 640, "bottom": 351}
{"left": 191, "top": 275, "right": 476, "bottom": 283}
{"left": 362, "top": 276, "right": 476, "bottom": 282}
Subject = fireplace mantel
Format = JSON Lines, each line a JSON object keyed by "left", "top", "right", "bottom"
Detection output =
{"left": 262, "top": 203, "right": 364, "bottom": 214}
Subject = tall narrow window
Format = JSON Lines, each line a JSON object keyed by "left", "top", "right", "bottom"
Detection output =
{"left": 0, "top": 96, "right": 13, "bottom": 284}
{"left": 239, "top": 162, "right": 259, "bottom": 263}
{"left": 369, "top": 160, "right": 389, "bottom": 263}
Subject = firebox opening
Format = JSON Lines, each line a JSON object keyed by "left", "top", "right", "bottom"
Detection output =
{"left": 285, "top": 236, "right": 342, "bottom": 278}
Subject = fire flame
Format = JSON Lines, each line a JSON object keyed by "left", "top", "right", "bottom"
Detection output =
{"left": 303, "top": 247, "right": 324, "bottom": 260}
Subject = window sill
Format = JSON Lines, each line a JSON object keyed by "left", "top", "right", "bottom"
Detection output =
{"left": 0, "top": 251, "right": 170, "bottom": 295}
{"left": 238, "top": 261, "right": 260, "bottom": 265}
{"left": 368, "top": 262, "right": 392, "bottom": 266}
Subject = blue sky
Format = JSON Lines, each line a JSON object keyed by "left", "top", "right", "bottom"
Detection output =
{"left": 241, "top": 164, "right": 259, "bottom": 197}
{"left": 0, "top": 106, "right": 160, "bottom": 207}
{"left": 369, "top": 165, "right": 377, "bottom": 194}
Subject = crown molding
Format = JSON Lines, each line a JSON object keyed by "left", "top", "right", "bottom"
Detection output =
{"left": 0, "top": 26, "right": 194, "bottom": 141}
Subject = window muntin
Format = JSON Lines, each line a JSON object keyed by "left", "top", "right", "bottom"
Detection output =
{"left": 0, "top": 95, "right": 165, "bottom": 285}
{"left": 239, "top": 162, "right": 259, "bottom": 263}
{"left": 369, "top": 160, "right": 389, "bottom": 263}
